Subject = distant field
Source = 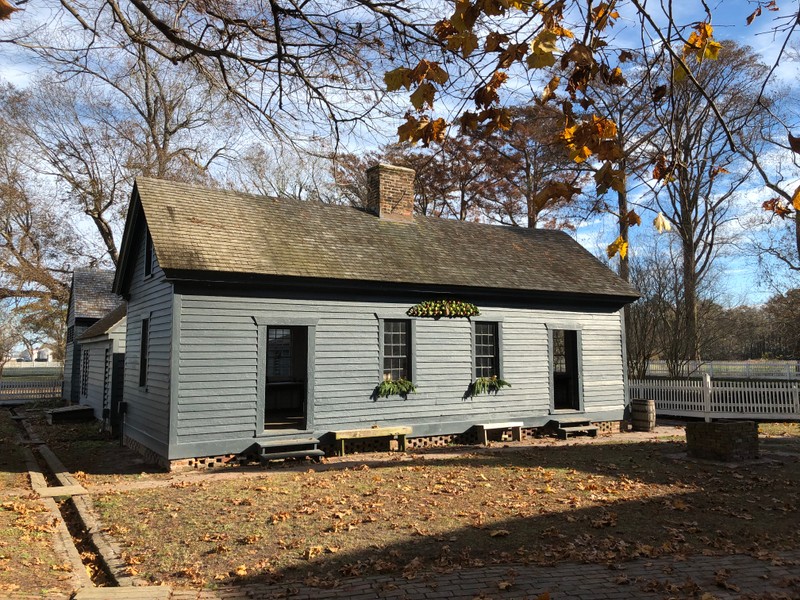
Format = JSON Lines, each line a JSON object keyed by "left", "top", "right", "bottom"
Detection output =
{"left": 1, "top": 367, "right": 63, "bottom": 379}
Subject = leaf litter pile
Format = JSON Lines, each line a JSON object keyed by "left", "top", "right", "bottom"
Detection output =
{"left": 94, "top": 440, "right": 800, "bottom": 588}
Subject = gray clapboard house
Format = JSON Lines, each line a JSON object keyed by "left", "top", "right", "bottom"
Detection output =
{"left": 113, "top": 166, "right": 639, "bottom": 468}
{"left": 63, "top": 269, "right": 122, "bottom": 404}
{"left": 76, "top": 303, "right": 127, "bottom": 432}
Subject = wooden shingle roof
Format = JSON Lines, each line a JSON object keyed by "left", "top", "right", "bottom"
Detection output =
{"left": 71, "top": 269, "right": 121, "bottom": 319}
{"left": 125, "top": 177, "right": 639, "bottom": 302}
{"left": 78, "top": 303, "right": 127, "bottom": 341}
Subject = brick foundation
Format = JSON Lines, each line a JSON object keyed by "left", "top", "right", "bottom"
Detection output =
{"left": 126, "top": 420, "right": 626, "bottom": 466}
{"left": 123, "top": 434, "right": 170, "bottom": 470}
{"left": 685, "top": 420, "right": 759, "bottom": 461}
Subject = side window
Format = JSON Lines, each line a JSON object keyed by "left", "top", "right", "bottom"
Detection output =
{"left": 144, "top": 229, "right": 153, "bottom": 277}
{"left": 80, "top": 349, "right": 89, "bottom": 397}
{"left": 382, "top": 319, "right": 411, "bottom": 381}
{"left": 66, "top": 326, "right": 75, "bottom": 343}
{"left": 474, "top": 321, "right": 499, "bottom": 379}
{"left": 139, "top": 318, "right": 149, "bottom": 387}
{"left": 552, "top": 329, "right": 581, "bottom": 410}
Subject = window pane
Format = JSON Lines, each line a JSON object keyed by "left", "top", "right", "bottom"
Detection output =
{"left": 474, "top": 322, "right": 498, "bottom": 378}
{"left": 383, "top": 320, "right": 410, "bottom": 380}
{"left": 267, "top": 328, "right": 293, "bottom": 379}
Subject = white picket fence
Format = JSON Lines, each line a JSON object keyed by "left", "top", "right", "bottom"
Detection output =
{"left": 630, "top": 376, "right": 800, "bottom": 421}
{"left": 0, "top": 378, "right": 63, "bottom": 401}
{"left": 646, "top": 360, "right": 800, "bottom": 380}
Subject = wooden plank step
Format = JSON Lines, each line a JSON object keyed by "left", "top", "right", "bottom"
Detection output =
{"left": 557, "top": 425, "right": 598, "bottom": 440}
{"left": 256, "top": 437, "right": 320, "bottom": 449}
{"left": 34, "top": 485, "right": 88, "bottom": 498}
{"left": 45, "top": 405, "right": 95, "bottom": 424}
{"left": 258, "top": 449, "right": 325, "bottom": 462}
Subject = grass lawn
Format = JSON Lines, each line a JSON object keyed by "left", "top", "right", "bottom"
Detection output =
{"left": 25, "top": 414, "right": 170, "bottom": 486}
{"left": 0, "top": 410, "right": 28, "bottom": 491}
{"left": 0, "top": 410, "right": 76, "bottom": 596}
{"left": 94, "top": 438, "right": 800, "bottom": 589}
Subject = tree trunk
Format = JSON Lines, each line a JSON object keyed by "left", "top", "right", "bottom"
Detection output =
{"left": 681, "top": 236, "right": 700, "bottom": 361}
{"left": 616, "top": 172, "right": 629, "bottom": 282}
{"left": 90, "top": 215, "right": 120, "bottom": 266}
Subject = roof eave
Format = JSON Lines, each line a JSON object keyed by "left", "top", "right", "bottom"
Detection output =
{"left": 162, "top": 268, "right": 640, "bottom": 309}
{"left": 113, "top": 183, "right": 143, "bottom": 297}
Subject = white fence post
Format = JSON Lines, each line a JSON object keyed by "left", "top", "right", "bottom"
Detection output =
{"left": 703, "top": 373, "right": 712, "bottom": 422}
{"left": 794, "top": 381, "right": 800, "bottom": 418}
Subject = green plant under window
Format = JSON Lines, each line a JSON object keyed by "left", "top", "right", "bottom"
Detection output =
{"left": 469, "top": 375, "right": 511, "bottom": 396}
{"left": 375, "top": 376, "right": 417, "bottom": 398}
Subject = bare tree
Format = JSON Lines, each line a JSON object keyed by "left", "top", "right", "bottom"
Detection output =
{"left": 8, "top": 18, "right": 240, "bottom": 264}
{"left": 649, "top": 43, "right": 770, "bottom": 360}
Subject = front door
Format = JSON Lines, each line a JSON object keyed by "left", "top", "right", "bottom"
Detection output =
{"left": 265, "top": 326, "right": 308, "bottom": 430}
{"left": 553, "top": 329, "right": 580, "bottom": 410}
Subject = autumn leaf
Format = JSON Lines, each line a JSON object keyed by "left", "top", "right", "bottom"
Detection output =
{"left": 746, "top": 7, "right": 761, "bottom": 25}
{"left": 653, "top": 212, "right": 672, "bottom": 233}
{"left": 607, "top": 235, "right": 628, "bottom": 259}
{"left": 672, "top": 63, "right": 689, "bottom": 82}
{"left": 397, "top": 114, "right": 448, "bottom": 147}
{"left": 410, "top": 82, "right": 436, "bottom": 111}
{"left": 474, "top": 71, "right": 508, "bottom": 108}
{"left": 0, "top": 0, "right": 18, "bottom": 20}
{"left": 490, "top": 529, "right": 510, "bottom": 537}
{"left": 683, "top": 22, "right": 722, "bottom": 62}
{"left": 762, "top": 198, "right": 792, "bottom": 219}
{"left": 619, "top": 50, "right": 634, "bottom": 62}
{"left": 542, "top": 75, "right": 560, "bottom": 103}
{"left": 385, "top": 67, "right": 414, "bottom": 92}
{"left": 625, "top": 209, "right": 641, "bottom": 227}
{"left": 498, "top": 580, "right": 513, "bottom": 590}
{"left": 527, "top": 30, "right": 559, "bottom": 69}
{"left": 652, "top": 84, "right": 668, "bottom": 103}
{"left": 453, "top": 31, "right": 480, "bottom": 58}
{"left": 485, "top": 31, "right": 511, "bottom": 52}
{"left": 793, "top": 185, "right": 800, "bottom": 211}
{"left": 788, "top": 132, "right": 800, "bottom": 154}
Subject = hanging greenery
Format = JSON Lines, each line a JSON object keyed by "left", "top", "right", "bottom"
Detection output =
{"left": 375, "top": 377, "right": 417, "bottom": 398}
{"left": 407, "top": 299, "right": 480, "bottom": 319}
{"left": 469, "top": 375, "right": 511, "bottom": 397}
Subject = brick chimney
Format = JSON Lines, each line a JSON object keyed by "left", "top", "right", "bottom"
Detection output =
{"left": 366, "top": 163, "right": 415, "bottom": 222}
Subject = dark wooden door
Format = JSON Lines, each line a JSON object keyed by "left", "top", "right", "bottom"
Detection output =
{"left": 265, "top": 326, "right": 308, "bottom": 429}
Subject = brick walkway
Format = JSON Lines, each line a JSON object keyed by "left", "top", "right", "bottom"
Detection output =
{"left": 72, "top": 550, "right": 798, "bottom": 600}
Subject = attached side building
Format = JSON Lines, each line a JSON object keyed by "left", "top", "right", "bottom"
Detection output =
{"left": 76, "top": 303, "right": 127, "bottom": 432}
{"left": 63, "top": 269, "right": 122, "bottom": 404}
{"left": 113, "top": 167, "right": 639, "bottom": 468}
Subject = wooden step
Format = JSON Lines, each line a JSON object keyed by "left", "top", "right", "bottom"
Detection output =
{"left": 258, "top": 449, "right": 325, "bottom": 462}
{"left": 556, "top": 424, "right": 598, "bottom": 440}
{"left": 45, "top": 405, "right": 95, "bottom": 424}
{"left": 256, "top": 437, "right": 320, "bottom": 449}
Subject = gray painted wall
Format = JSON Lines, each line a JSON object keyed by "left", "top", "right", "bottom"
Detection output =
{"left": 169, "top": 294, "right": 625, "bottom": 459}
{"left": 79, "top": 321, "right": 126, "bottom": 421}
{"left": 79, "top": 341, "right": 110, "bottom": 418}
{"left": 122, "top": 225, "right": 173, "bottom": 457}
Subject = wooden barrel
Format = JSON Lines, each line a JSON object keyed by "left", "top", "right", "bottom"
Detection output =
{"left": 631, "top": 398, "right": 656, "bottom": 432}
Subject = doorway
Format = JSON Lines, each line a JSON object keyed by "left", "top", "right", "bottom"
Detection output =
{"left": 552, "top": 329, "right": 581, "bottom": 410}
{"left": 264, "top": 326, "right": 308, "bottom": 430}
